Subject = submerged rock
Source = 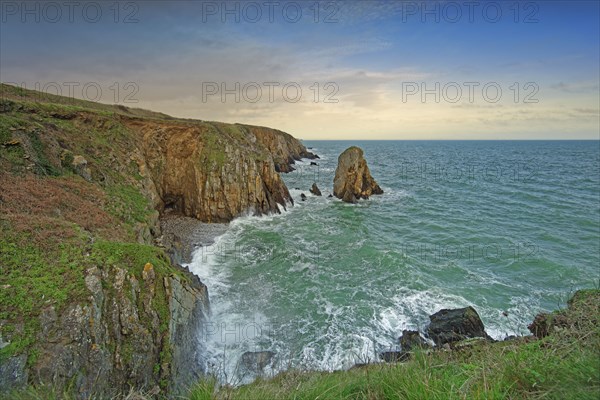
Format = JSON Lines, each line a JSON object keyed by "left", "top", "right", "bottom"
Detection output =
{"left": 427, "top": 306, "right": 491, "bottom": 346}
{"left": 310, "top": 183, "right": 322, "bottom": 196}
{"left": 333, "top": 146, "right": 383, "bottom": 203}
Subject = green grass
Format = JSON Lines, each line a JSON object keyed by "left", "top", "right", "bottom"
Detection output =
{"left": 0, "top": 228, "right": 89, "bottom": 361}
{"left": 106, "top": 184, "right": 155, "bottom": 226}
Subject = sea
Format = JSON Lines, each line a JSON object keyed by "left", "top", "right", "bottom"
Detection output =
{"left": 185, "top": 140, "right": 600, "bottom": 385}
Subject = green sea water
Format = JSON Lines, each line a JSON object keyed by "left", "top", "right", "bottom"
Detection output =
{"left": 187, "top": 140, "right": 600, "bottom": 384}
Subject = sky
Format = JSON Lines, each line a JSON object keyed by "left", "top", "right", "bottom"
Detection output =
{"left": 1, "top": 0, "right": 599, "bottom": 139}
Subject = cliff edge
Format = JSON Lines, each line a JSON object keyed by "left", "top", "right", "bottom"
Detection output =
{"left": 0, "top": 83, "right": 314, "bottom": 397}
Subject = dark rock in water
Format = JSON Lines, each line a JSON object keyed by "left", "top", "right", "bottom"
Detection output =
{"left": 327, "top": 194, "right": 333, "bottom": 198}
{"left": 379, "top": 351, "right": 410, "bottom": 363}
{"left": 342, "top": 191, "right": 357, "bottom": 204}
{"left": 427, "top": 306, "right": 491, "bottom": 345}
{"left": 300, "top": 193, "right": 307, "bottom": 201}
{"left": 310, "top": 161, "right": 319, "bottom": 166}
{"left": 310, "top": 183, "right": 322, "bottom": 196}
{"left": 399, "top": 330, "right": 430, "bottom": 351}
{"left": 240, "top": 351, "right": 275, "bottom": 374}
{"left": 333, "top": 146, "right": 383, "bottom": 203}
{"left": 294, "top": 187, "right": 301, "bottom": 190}
{"left": 528, "top": 312, "right": 569, "bottom": 338}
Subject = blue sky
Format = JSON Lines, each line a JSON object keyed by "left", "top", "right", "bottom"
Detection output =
{"left": 1, "top": 1, "right": 599, "bottom": 139}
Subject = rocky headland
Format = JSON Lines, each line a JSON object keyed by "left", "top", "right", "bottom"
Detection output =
{"left": 0, "top": 84, "right": 316, "bottom": 397}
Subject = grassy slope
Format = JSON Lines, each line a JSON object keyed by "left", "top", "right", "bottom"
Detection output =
{"left": 0, "top": 85, "right": 186, "bottom": 369}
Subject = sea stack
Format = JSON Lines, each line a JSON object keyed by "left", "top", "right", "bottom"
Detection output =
{"left": 333, "top": 146, "right": 383, "bottom": 203}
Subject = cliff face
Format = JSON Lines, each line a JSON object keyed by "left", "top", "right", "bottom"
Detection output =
{"left": 25, "top": 264, "right": 207, "bottom": 397}
{"left": 244, "top": 125, "right": 318, "bottom": 172}
{"left": 0, "top": 84, "right": 312, "bottom": 397}
{"left": 126, "top": 120, "right": 292, "bottom": 223}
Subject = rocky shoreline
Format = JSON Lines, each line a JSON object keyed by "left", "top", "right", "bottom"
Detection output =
{"left": 159, "top": 212, "right": 229, "bottom": 266}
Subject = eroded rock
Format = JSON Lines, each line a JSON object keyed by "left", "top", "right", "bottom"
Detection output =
{"left": 333, "top": 146, "right": 383, "bottom": 203}
{"left": 427, "top": 306, "right": 491, "bottom": 346}
{"left": 399, "top": 330, "right": 430, "bottom": 351}
{"left": 240, "top": 351, "right": 275, "bottom": 375}
{"left": 310, "top": 183, "right": 322, "bottom": 196}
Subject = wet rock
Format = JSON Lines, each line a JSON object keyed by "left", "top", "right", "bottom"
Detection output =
{"left": 240, "top": 351, "right": 275, "bottom": 374}
{"left": 301, "top": 193, "right": 307, "bottom": 201}
{"left": 168, "top": 265, "right": 210, "bottom": 394}
{"left": 399, "top": 330, "right": 430, "bottom": 351}
{"left": 309, "top": 183, "right": 322, "bottom": 196}
{"left": 333, "top": 146, "right": 383, "bottom": 203}
{"left": 427, "top": 306, "right": 491, "bottom": 346}
{"left": 310, "top": 161, "right": 319, "bottom": 166}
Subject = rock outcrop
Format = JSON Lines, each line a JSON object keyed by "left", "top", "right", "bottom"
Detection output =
{"left": 244, "top": 125, "right": 318, "bottom": 172}
{"left": 0, "top": 84, "right": 318, "bottom": 397}
{"left": 126, "top": 120, "right": 293, "bottom": 223}
{"left": 333, "top": 146, "right": 383, "bottom": 203}
{"left": 240, "top": 351, "right": 275, "bottom": 375}
{"left": 0, "top": 263, "right": 208, "bottom": 398}
{"left": 399, "top": 330, "right": 429, "bottom": 351}
{"left": 427, "top": 306, "right": 491, "bottom": 346}
{"left": 310, "top": 183, "right": 322, "bottom": 196}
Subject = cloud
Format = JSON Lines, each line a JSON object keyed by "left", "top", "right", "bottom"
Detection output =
{"left": 550, "top": 82, "right": 600, "bottom": 93}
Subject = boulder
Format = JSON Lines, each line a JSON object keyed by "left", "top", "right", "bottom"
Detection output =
{"left": 333, "top": 147, "right": 383, "bottom": 203}
{"left": 399, "top": 330, "right": 430, "bottom": 351}
{"left": 240, "top": 351, "right": 275, "bottom": 374}
{"left": 427, "top": 306, "right": 491, "bottom": 346}
{"left": 300, "top": 193, "right": 307, "bottom": 201}
{"left": 310, "top": 162, "right": 319, "bottom": 166}
{"left": 310, "top": 183, "right": 322, "bottom": 196}
{"left": 528, "top": 312, "right": 569, "bottom": 339}
{"left": 72, "top": 155, "right": 92, "bottom": 181}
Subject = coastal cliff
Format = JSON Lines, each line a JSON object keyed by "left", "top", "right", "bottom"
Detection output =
{"left": 0, "top": 84, "right": 313, "bottom": 396}
{"left": 243, "top": 125, "right": 318, "bottom": 172}
{"left": 126, "top": 119, "right": 292, "bottom": 223}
